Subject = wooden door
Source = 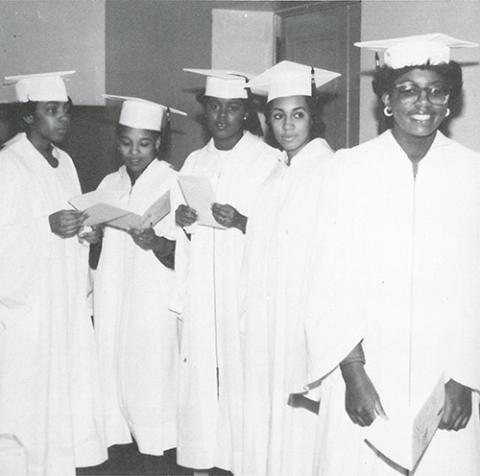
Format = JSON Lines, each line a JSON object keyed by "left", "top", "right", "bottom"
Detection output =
{"left": 277, "top": 1, "right": 361, "bottom": 149}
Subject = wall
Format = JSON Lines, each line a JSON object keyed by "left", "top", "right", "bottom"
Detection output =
{"left": 360, "top": 0, "right": 480, "bottom": 150}
{"left": 106, "top": 0, "right": 232, "bottom": 169}
{"left": 0, "top": 0, "right": 105, "bottom": 105}
{"left": 212, "top": 9, "right": 276, "bottom": 73}
{"left": 105, "top": 0, "right": 315, "bottom": 169}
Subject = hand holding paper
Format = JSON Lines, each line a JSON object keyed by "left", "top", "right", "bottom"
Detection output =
{"left": 49, "top": 209, "right": 87, "bottom": 238}
{"left": 211, "top": 203, "right": 247, "bottom": 233}
{"left": 175, "top": 204, "right": 198, "bottom": 227}
{"left": 129, "top": 227, "right": 158, "bottom": 250}
{"left": 364, "top": 375, "right": 445, "bottom": 472}
{"left": 438, "top": 379, "right": 472, "bottom": 431}
{"left": 178, "top": 176, "right": 225, "bottom": 229}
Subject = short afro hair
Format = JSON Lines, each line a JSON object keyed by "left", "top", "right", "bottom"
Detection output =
{"left": 372, "top": 61, "right": 463, "bottom": 112}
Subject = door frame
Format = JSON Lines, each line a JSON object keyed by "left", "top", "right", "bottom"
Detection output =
{"left": 275, "top": 1, "right": 361, "bottom": 147}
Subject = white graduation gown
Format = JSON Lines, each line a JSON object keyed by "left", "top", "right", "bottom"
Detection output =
{"left": 0, "top": 133, "right": 107, "bottom": 476}
{"left": 309, "top": 131, "right": 480, "bottom": 476}
{"left": 240, "top": 138, "right": 334, "bottom": 476}
{"left": 174, "top": 131, "right": 280, "bottom": 471}
{"left": 94, "top": 159, "right": 179, "bottom": 455}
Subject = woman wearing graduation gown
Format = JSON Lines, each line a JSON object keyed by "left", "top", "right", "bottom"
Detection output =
{"left": 0, "top": 72, "right": 107, "bottom": 475}
{"left": 239, "top": 61, "right": 340, "bottom": 476}
{"left": 93, "top": 96, "right": 184, "bottom": 457}
{"left": 308, "top": 34, "right": 480, "bottom": 476}
{"left": 173, "top": 70, "right": 281, "bottom": 473}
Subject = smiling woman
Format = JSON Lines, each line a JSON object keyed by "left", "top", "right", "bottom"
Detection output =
{"left": 372, "top": 59, "right": 463, "bottom": 162}
{"left": 308, "top": 34, "right": 480, "bottom": 476}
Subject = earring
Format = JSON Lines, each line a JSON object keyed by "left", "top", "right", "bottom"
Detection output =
{"left": 445, "top": 108, "right": 451, "bottom": 117}
{"left": 383, "top": 106, "right": 393, "bottom": 117}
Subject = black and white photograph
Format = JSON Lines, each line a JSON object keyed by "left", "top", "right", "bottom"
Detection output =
{"left": 0, "top": 1, "right": 479, "bottom": 475}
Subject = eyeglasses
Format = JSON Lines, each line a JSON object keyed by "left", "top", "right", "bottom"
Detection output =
{"left": 393, "top": 83, "right": 450, "bottom": 106}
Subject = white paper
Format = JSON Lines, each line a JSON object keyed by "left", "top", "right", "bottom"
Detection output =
{"left": 365, "top": 375, "right": 445, "bottom": 471}
{"left": 69, "top": 190, "right": 171, "bottom": 230}
{"left": 68, "top": 189, "right": 122, "bottom": 210}
{"left": 78, "top": 203, "right": 131, "bottom": 227}
{"left": 141, "top": 191, "right": 171, "bottom": 228}
{"left": 178, "top": 176, "right": 224, "bottom": 229}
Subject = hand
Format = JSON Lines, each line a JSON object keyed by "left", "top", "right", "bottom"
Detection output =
{"left": 175, "top": 204, "right": 198, "bottom": 227}
{"left": 211, "top": 203, "right": 247, "bottom": 233}
{"left": 78, "top": 226, "right": 103, "bottom": 245}
{"left": 49, "top": 210, "right": 86, "bottom": 238}
{"left": 341, "top": 362, "right": 387, "bottom": 427}
{"left": 439, "top": 379, "right": 472, "bottom": 431}
{"left": 129, "top": 227, "right": 159, "bottom": 250}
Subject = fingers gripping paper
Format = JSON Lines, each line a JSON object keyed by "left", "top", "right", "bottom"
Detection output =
{"left": 364, "top": 375, "right": 445, "bottom": 472}
{"left": 178, "top": 175, "right": 224, "bottom": 229}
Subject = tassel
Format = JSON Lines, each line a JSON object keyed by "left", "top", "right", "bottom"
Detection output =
{"left": 161, "top": 107, "right": 172, "bottom": 159}
{"left": 375, "top": 52, "right": 380, "bottom": 70}
{"left": 310, "top": 65, "right": 317, "bottom": 97}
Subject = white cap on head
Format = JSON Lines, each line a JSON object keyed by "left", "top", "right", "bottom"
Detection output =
{"left": 103, "top": 94, "right": 187, "bottom": 131}
{"left": 183, "top": 68, "right": 252, "bottom": 99}
{"left": 4, "top": 70, "right": 75, "bottom": 102}
{"left": 247, "top": 60, "right": 341, "bottom": 102}
{"left": 355, "top": 33, "right": 478, "bottom": 69}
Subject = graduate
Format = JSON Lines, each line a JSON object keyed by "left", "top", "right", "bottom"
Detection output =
{"left": 173, "top": 69, "right": 281, "bottom": 473}
{"left": 93, "top": 96, "right": 184, "bottom": 458}
{"left": 0, "top": 71, "right": 107, "bottom": 475}
{"left": 239, "top": 60, "right": 340, "bottom": 476}
{"left": 307, "top": 34, "right": 480, "bottom": 476}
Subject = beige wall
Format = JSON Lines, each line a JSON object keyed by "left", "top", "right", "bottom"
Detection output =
{"left": 360, "top": 0, "right": 480, "bottom": 151}
{"left": 0, "top": 0, "right": 105, "bottom": 105}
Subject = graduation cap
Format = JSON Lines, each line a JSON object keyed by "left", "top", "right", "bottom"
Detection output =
{"left": 355, "top": 33, "right": 478, "bottom": 69}
{"left": 183, "top": 68, "right": 253, "bottom": 99}
{"left": 103, "top": 94, "right": 187, "bottom": 131}
{"left": 247, "top": 60, "right": 341, "bottom": 102}
{"left": 3, "top": 70, "right": 75, "bottom": 102}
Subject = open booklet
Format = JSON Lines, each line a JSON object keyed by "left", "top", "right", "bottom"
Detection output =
{"left": 69, "top": 189, "right": 171, "bottom": 231}
{"left": 364, "top": 375, "right": 445, "bottom": 472}
{"left": 177, "top": 175, "right": 225, "bottom": 229}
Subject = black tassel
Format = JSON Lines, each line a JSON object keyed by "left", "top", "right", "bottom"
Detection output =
{"left": 375, "top": 52, "right": 380, "bottom": 70}
{"left": 161, "top": 107, "right": 172, "bottom": 160}
{"left": 310, "top": 65, "right": 317, "bottom": 97}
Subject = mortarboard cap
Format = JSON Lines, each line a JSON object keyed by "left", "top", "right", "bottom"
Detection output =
{"left": 247, "top": 60, "right": 341, "bottom": 102}
{"left": 355, "top": 33, "right": 478, "bottom": 69}
{"left": 183, "top": 68, "right": 252, "bottom": 99}
{"left": 103, "top": 94, "right": 187, "bottom": 131}
{"left": 4, "top": 70, "right": 75, "bottom": 102}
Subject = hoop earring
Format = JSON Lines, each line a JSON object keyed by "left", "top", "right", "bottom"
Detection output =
{"left": 445, "top": 108, "right": 451, "bottom": 117}
{"left": 383, "top": 106, "right": 393, "bottom": 117}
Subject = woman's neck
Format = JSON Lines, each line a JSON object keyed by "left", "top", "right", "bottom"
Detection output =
{"left": 27, "top": 130, "right": 53, "bottom": 156}
{"left": 26, "top": 130, "right": 58, "bottom": 167}
{"left": 127, "top": 167, "right": 142, "bottom": 186}
{"left": 391, "top": 127, "right": 437, "bottom": 162}
{"left": 213, "top": 131, "right": 243, "bottom": 151}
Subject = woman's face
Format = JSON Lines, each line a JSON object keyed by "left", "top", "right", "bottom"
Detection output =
{"left": 204, "top": 97, "right": 246, "bottom": 150}
{"left": 117, "top": 126, "right": 160, "bottom": 176}
{"left": 30, "top": 101, "right": 71, "bottom": 143}
{"left": 383, "top": 68, "right": 450, "bottom": 141}
{"left": 269, "top": 95, "right": 312, "bottom": 159}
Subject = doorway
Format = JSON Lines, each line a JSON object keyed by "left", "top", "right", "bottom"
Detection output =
{"left": 276, "top": 1, "right": 361, "bottom": 149}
